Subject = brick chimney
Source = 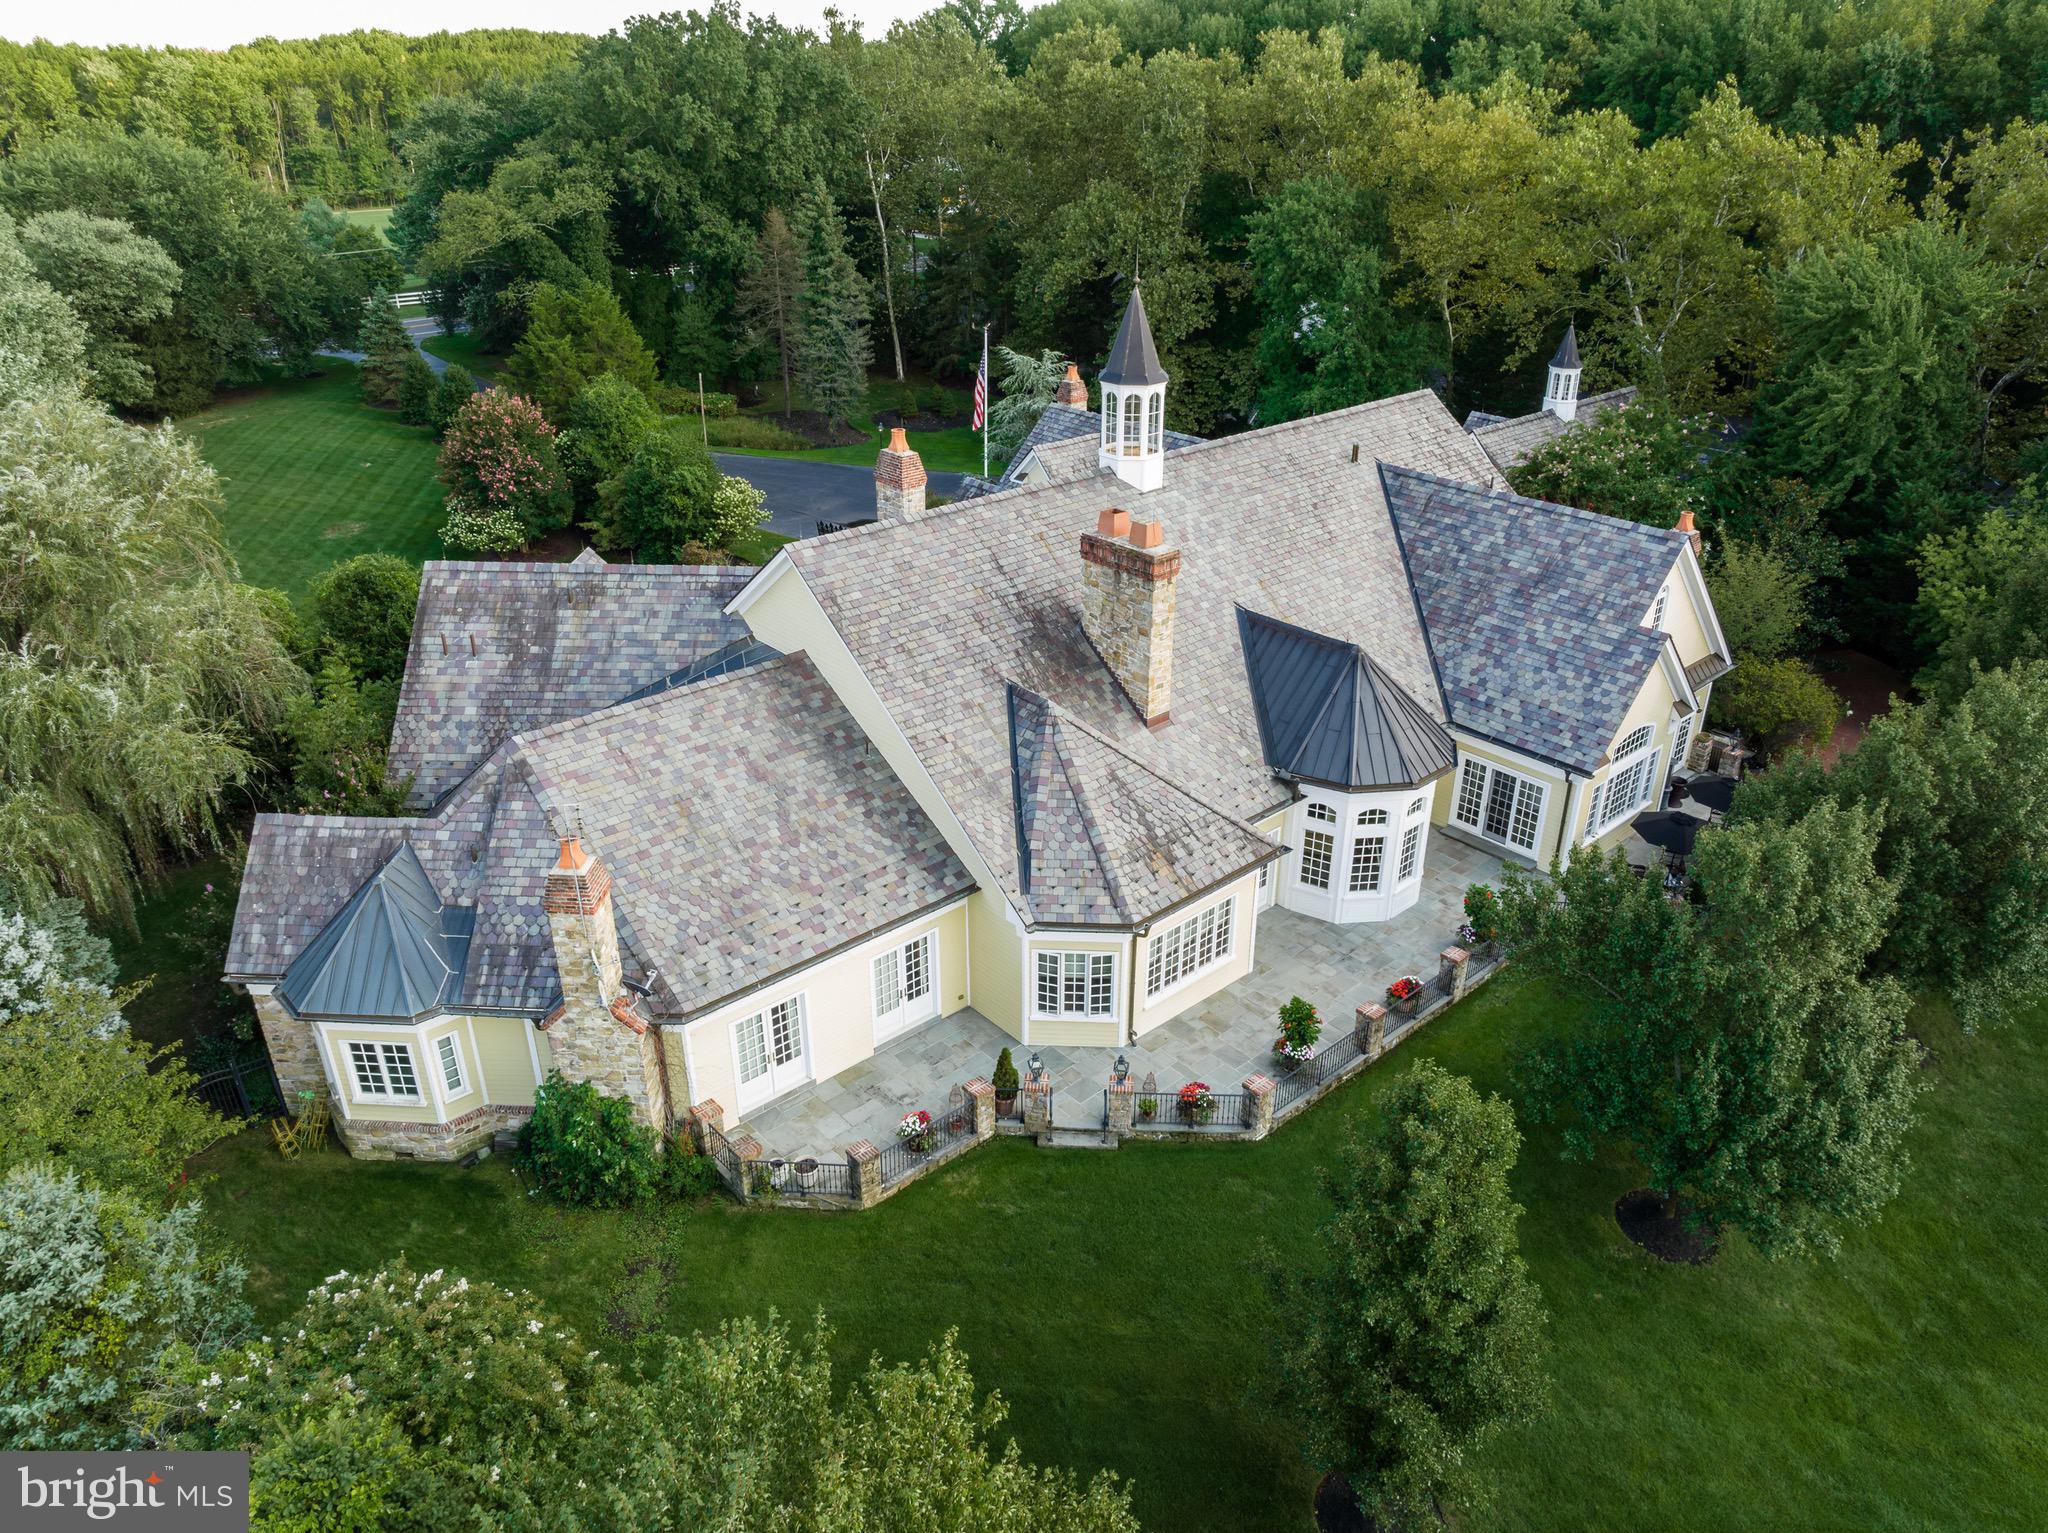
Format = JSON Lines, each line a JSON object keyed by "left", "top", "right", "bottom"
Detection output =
{"left": 1080, "top": 508, "right": 1180, "bottom": 727}
{"left": 1675, "top": 507, "right": 1703, "bottom": 559}
{"left": 1054, "top": 363, "right": 1088, "bottom": 408}
{"left": 540, "top": 836, "right": 669, "bottom": 1131}
{"left": 875, "top": 428, "right": 926, "bottom": 521}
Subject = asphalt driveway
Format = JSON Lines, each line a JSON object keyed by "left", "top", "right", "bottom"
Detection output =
{"left": 713, "top": 453, "right": 969, "bottom": 538}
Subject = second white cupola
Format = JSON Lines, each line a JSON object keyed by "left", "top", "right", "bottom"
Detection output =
{"left": 1098, "top": 282, "right": 1168, "bottom": 494}
{"left": 1543, "top": 321, "right": 1582, "bottom": 422}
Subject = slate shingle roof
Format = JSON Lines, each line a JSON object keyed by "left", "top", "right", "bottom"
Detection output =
{"left": 1003, "top": 404, "right": 1202, "bottom": 482}
{"left": 1237, "top": 609, "right": 1458, "bottom": 791}
{"left": 230, "top": 653, "right": 975, "bottom": 1019}
{"left": 1382, "top": 465, "right": 1683, "bottom": 773}
{"left": 388, "top": 561, "right": 753, "bottom": 806}
{"left": 1465, "top": 386, "right": 1638, "bottom": 471}
{"left": 782, "top": 390, "right": 1506, "bottom": 927}
{"left": 1007, "top": 683, "right": 1275, "bottom": 924}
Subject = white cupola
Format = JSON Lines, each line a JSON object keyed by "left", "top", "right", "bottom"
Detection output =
{"left": 1543, "top": 321, "right": 1582, "bottom": 422}
{"left": 1098, "top": 282, "right": 1168, "bottom": 494}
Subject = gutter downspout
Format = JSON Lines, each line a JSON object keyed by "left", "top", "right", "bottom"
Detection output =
{"left": 1554, "top": 771, "right": 1578, "bottom": 868}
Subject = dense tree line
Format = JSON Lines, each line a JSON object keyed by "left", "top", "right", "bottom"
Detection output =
{"left": 0, "top": 30, "right": 583, "bottom": 203}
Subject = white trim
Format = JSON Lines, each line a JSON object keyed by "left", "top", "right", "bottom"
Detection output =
{"left": 1671, "top": 539, "right": 1731, "bottom": 665}
{"left": 425, "top": 1031, "right": 449, "bottom": 1112}
{"left": 721, "top": 546, "right": 798, "bottom": 620}
{"left": 1450, "top": 730, "right": 1575, "bottom": 781}
{"left": 435, "top": 1032, "right": 470, "bottom": 1100}
{"left": 317, "top": 1029, "right": 352, "bottom": 1120}
{"left": 870, "top": 929, "right": 942, "bottom": 1045}
{"left": 1141, "top": 892, "right": 1236, "bottom": 1007}
{"left": 1031, "top": 947, "right": 1119, "bottom": 1021}
{"left": 727, "top": 992, "right": 812, "bottom": 1114}
{"left": 1450, "top": 757, "right": 1549, "bottom": 855}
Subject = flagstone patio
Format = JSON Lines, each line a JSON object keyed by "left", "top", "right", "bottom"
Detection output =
{"left": 733, "top": 837, "right": 1506, "bottom": 1162}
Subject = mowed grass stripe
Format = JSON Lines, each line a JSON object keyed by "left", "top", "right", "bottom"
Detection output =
{"left": 183, "top": 363, "right": 448, "bottom": 595}
{"left": 191, "top": 975, "right": 2048, "bottom": 1533}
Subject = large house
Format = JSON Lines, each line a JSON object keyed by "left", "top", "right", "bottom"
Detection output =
{"left": 226, "top": 287, "right": 1729, "bottom": 1160}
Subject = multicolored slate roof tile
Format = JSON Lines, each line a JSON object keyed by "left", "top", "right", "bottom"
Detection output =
{"left": 1464, "top": 386, "right": 1638, "bottom": 470}
{"left": 388, "top": 560, "right": 752, "bottom": 806}
{"left": 232, "top": 653, "right": 973, "bottom": 1019}
{"left": 1382, "top": 465, "right": 1682, "bottom": 772}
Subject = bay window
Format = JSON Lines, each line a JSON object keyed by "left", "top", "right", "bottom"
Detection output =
{"left": 1588, "top": 725, "right": 1660, "bottom": 837}
{"left": 1147, "top": 896, "right": 1234, "bottom": 998}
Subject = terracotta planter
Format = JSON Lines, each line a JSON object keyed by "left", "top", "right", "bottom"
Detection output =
{"left": 1392, "top": 993, "right": 1419, "bottom": 1017}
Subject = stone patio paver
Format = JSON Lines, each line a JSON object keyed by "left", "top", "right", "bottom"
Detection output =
{"left": 736, "top": 840, "right": 1506, "bottom": 1161}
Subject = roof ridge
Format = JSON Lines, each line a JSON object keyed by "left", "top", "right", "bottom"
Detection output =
{"left": 509, "top": 650, "right": 802, "bottom": 756}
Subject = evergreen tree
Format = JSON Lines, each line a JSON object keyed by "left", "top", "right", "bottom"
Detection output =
{"left": 500, "top": 281, "right": 658, "bottom": 419}
{"left": 1271, "top": 1060, "right": 1548, "bottom": 1526}
{"left": 986, "top": 346, "right": 1067, "bottom": 464}
{"left": 735, "top": 210, "right": 802, "bottom": 417}
{"left": 666, "top": 286, "right": 731, "bottom": 386}
{"left": 396, "top": 353, "right": 437, "bottom": 424}
{"left": 1503, "top": 802, "right": 1922, "bottom": 1257}
{"left": 428, "top": 365, "right": 475, "bottom": 435}
{"left": 358, "top": 297, "right": 416, "bottom": 407}
{"left": 793, "top": 186, "right": 873, "bottom": 430}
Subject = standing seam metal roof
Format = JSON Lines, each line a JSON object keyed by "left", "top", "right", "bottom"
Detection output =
{"left": 277, "top": 843, "right": 471, "bottom": 1019}
{"left": 1237, "top": 609, "right": 1458, "bottom": 790}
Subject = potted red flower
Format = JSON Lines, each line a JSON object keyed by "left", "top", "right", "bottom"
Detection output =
{"left": 1177, "top": 1081, "right": 1216, "bottom": 1125}
{"left": 1385, "top": 975, "right": 1425, "bottom": 1016}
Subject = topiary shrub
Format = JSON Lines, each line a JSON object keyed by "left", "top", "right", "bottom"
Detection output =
{"left": 992, "top": 1045, "right": 1019, "bottom": 1109}
{"left": 518, "top": 1072, "right": 656, "bottom": 1207}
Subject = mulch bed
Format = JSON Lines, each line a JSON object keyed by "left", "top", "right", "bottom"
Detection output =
{"left": 1313, "top": 1471, "right": 1380, "bottom": 1533}
{"left": 1615, "top": 1188, "right": 1720, "bottom": 1265}
{"left": 773, "top": 408, "right": 869, "bottom": 448}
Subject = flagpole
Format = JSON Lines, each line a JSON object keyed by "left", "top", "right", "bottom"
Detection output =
{"left": 980, "top": 324, "right": 990, "bottom": 479}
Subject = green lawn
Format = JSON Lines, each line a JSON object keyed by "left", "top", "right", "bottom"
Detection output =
{"left": 183, "top": 362, "right": 449, "bottom": 595}
{"left": 421, "top": 329, "right": 501, "bottom": 381}
{"left": 191, "top": 978, "right": 2047, "bottom": 1532}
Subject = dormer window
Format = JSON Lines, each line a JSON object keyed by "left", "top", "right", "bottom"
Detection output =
{"left": 1648, "top": 584, "right": 1669, "bottom": 632}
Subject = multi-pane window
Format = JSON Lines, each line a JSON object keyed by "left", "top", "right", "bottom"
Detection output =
{"left": 435, "top": 1034, "right": 466, "bottom": 1096}
{"left": 1147, "top": 392, "right": 1163, "bottom": 451}
{"left": 1035, "top": 951, "right": 1115, "bottom": 1018}
{"left": 1347, "top": 834, "right": 1385, "bottom": 893}
{"left": 872, "top": 933, "right": 935, "bottom": 1035}
{"left": 1299, "top": 829, "right": 1335, "bottom": 889}
{"left": 1146, "top": 897, "right": 1234, "bottom": 998}
{"left": 1306, "top": 801, "right": 1336, "bottom": 823}
{"left": 1122, "top": 393, "right": 1142, "bottom": 453}
{"left": 1451, "top": 759, "right": 1545, "bottom": 853}
{"left": 1590, "top": 726, "right": 1659, "bottom": 835}
{"left": 1357, "top": 807, "right": 1389, "bottom": 827}
{"left": 1648, "top": 585, "right": 1670, "bottom": 631}
{"left": 1398, "top": 823, "right": 1423, "bottom": 881}
{"left": 1408, "top": 795, "right": 1429, "bottom": 818}
{"left": 347, "top": 1040, "right": 420, "bottom": 1101}
{"left": 1669, "top": 717, "right": 1693, "bottom": 778}
{"left": 1101, "top": 391, "right": 1117, "bottom": 447}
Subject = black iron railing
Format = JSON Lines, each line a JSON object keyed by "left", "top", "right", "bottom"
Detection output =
{"left": 189, "top": 1053, "right": 285, "bottom": 1120}
{"left": 747, "top": 1155, "right": 854, "bottom": 1199}
{"left": 877, "top": 1099, "right": 977, "bottom": 1184}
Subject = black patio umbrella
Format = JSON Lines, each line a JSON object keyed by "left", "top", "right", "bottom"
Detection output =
{"left": 1685, "top": 774, "right": 1737, "bottom": 815}
{"left": 1632, "top": 810, "right": 1701, "bottom": 856}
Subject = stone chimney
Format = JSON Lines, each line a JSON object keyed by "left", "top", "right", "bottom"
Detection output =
{"left": 1675, "top": 508, "right": 1703, "bottom": 559}
{"left": 540, "top": 836, "right": 669, "bottom": 1132}
{"left": 1054, "top": 363, "right": 1088, "bottom": 408}
{"left": 1080, "top": 508, "right": 1180, "bottom": 727}
{"left": 875, "top": 427, "right": 926, "bottom": 521}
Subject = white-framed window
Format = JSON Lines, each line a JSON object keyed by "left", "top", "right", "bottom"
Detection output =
{"left": 1347, "top": 833, "right": 1385, "bottom": 893}
{"left": 1122, "top": 392, "right": 1142, "bottom": 454}
{"left": 1146, "top": 391, "right": 1163, "bottom": 451}
{"left": 1648, "top": 585, "right": 1670, "bottom": 631}
{"left": 1146, "top": 897, "right": 1234, "bottom": 998}
{"left": 1398, "top": 822, "right": 1423, "bottom": 881}
{"left": 1357, "top": 807, "right": 1389, "bottom": 827}
{"left": 1299, "top": 828, "right": 1335, "bottom": 889}
{"left": 1408, "top": 795, "right": 1429, "bottom": 818}
{"left": 734, "top": 996, "right": 808, "bottom": 1108}
{"left": 346, "top": 1040, "right": 420, "bottom": 1102}
{"left": 1101, "top": 390, "right": 1116, "bottom": 447}
{"left": 1589, "top": 726, "right": 1661, "bottom": 836}
{"left": 434, "top": 1034, "right": 466, "bottom": 1096}
{"left": 1669, "top": 716, "right": 1693, "bottom": 779}
{"left": 1035, "top": 951, "right": 1115, "bottom": 1019}
{"left": 1450, "top": 758, "right": 1547, "bottom": 853}
{"left": 1306, "top": 801, "right": 1336, "bottom": 823}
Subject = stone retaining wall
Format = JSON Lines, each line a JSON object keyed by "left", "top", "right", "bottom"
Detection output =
{"left": 334, "top": 1103, "right": 531, "bottom": 1161}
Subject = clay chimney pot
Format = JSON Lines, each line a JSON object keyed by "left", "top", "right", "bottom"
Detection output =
{"left": 1129, "top": 518, "right": 1164, "bottom": 550}
{"left": 1097, "top": 507, "right": 1132, "bottom": 539}
{"left": 888, "top": 427, "right": 909, "bottom": 453}
{"left": 556, "top": 836, "right": 583, "bottom": 870}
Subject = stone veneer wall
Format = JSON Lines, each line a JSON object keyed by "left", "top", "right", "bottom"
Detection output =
{"left": 250, "top": 988, "right": 327, "bottom": 1103}
{"left": 1080, "top": 511, "right": 1179, "bottom": 725}
{"left": 542, "top": 847, "right": 671, "bottom": 1133}
{"left": 334, "top": 1102, "right": 531, "bottom": 1161}
{"left": 874, "top": 431, "right": 927, "bottom": 521}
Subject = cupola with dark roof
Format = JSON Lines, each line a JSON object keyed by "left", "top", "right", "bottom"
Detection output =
{"left": 1097, "top": 283, "right": 1168, "bottom": 493}
{"left": 1543, "top": 321, "right": 1583, "bottom": 423}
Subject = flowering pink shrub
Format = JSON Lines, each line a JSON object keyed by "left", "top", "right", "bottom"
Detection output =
{"left": 437, "top": 389, "right": 571, "bottom": 542}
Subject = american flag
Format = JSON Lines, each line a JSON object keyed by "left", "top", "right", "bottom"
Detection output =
{"left": 971, "top": 332, "right": 988, "bottom": 430}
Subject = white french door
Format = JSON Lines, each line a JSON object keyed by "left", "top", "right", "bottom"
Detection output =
{"left": 733, "top": 997, "right": 809, "bottom": 1112}
{"left": 871, "top": 932, "right": 939, "bottom": 1043}
{"left": 1451, "top": 758, "right": 1546, "bottom": 854}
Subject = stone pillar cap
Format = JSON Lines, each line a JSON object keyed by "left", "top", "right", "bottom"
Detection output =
{"left": 1442, "top": 945, "right": 1471, "bottom": 964}
{"left": 847, "top": 1138, "right": 880, "bottom": 1163}
{"left": 1357, "top": 1001, "right": 1388, "bottom": 1019}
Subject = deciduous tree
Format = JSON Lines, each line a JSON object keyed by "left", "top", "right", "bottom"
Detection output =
{"left": 1269, "top": 1060, "right": 1548, "bottom": 1526}
{"left": 16, "top": 209, "right": 181, "bottom": 408}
